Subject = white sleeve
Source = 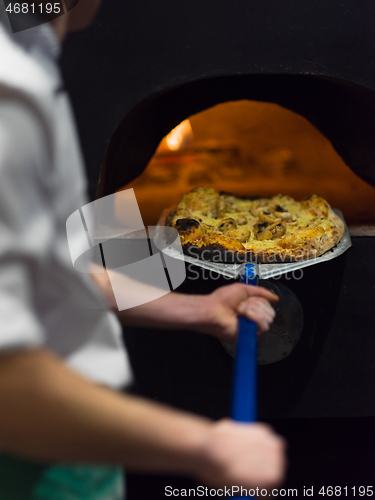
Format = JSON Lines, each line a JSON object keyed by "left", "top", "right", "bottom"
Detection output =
{"left": 0, "top": 98, "right": 51, "bottom": 350}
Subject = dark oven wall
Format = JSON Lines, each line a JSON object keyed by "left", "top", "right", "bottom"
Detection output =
{"left": 60, "top": 0, "right": 375, "bottom": 200}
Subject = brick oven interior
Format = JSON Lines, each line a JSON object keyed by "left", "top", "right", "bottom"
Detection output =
{"left": 120, "top": 98, "right": 375, "bottom": 228}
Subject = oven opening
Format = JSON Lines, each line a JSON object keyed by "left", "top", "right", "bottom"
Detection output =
{"left": 115, "top": 100, "right": 375, "bottom": 228}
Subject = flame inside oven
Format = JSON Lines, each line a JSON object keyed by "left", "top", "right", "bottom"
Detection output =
{"left": 157, "top": 119, "right": 194, "bottom": 152}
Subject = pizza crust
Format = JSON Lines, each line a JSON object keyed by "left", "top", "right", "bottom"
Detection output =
{"left": 167, "top": 187, "right": 345, "bottom": 263}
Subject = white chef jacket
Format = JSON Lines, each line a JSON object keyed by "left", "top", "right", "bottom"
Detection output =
{"left": 0, "top": 9, "right": 133, "bottom": 388}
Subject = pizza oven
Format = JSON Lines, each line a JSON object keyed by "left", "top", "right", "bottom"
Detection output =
{"left": 61, "top": 0, "right": 375, "bottom": 495}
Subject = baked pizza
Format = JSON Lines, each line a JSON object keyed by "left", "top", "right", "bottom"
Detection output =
{"left": 166, "top": 187, "right": 345, "bottom": 263}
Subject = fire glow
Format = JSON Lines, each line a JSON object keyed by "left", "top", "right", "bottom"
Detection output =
{"left": 126, "top": 100, "right": 375, "bottom": 226}
{"left": 158, "top": 119, "right": 193, "bottom": 152}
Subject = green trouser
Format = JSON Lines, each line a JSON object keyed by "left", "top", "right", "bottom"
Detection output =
{"left": 0, "top": 454, "right": 124, "bottom": 500}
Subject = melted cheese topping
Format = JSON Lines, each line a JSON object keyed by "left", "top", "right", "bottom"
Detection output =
{"left": 173, "top": 188, "right": 339, "bottom": 252}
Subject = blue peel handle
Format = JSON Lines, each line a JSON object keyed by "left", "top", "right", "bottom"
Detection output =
{"left": 231, "top": 264, "right": 258, "bottom": 500}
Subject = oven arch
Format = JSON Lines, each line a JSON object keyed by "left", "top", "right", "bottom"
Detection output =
{"left": 98, "top": 74, "right": 375, "bottom": 197}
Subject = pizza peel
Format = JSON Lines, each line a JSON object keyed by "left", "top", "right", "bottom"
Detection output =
{"left": 230, "top": 263, "right": 258, "bottom": 500}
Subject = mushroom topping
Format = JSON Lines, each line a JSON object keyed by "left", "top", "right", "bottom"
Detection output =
{"left": 254, "top": 219, "right": 286, "bottom": 240}
{"left": 275, "top": 204, "right": 287, "bottom": 213}
{"left": 225, "top": 228, "right": 251, "bottom": 243}
{"left": 280, "top": 212, "right": 293, "bottom": 221}
{"left": 218, "top": 217, "right": 237, "bottom": 232}
{"left": 265, "top": 219, "right": 286, "bottom": 239}
{"left": 256, "top": 221, "right": 269, "bottom": 229}
{"left": 255, "top": 227, "right": 273, "bottom": 241}
{"left": 267, "top": 218, "right": 280, "bottom": 227}
{"left": 257, "top": 207, "right": 278, "bottom": 223}
{"left": 237, "top": 215, "right": 248, "bottom": 225}
{"left": 254, "top": 221, "right": 272, "bottom": 240}
{"left": 258, "top": 212, "right": 272, "bottom": 223}
{"left": 216, "top": 198, "right": 230, "bottom": 218}
{"left": 274, "top": 204, "right": 293, "bottom": 221}
{"left": 271, "top": 222, "right": 286, "bottom": 239}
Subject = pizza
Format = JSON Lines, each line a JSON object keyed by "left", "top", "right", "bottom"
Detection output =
{"left": 165, "top": 187, "right": 345, "bottom": 263}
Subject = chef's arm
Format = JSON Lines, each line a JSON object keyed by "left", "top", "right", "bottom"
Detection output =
{"left": 0, "top": 348, "right": 286, "bottom": 490}
{"left": 91, "top": 265, "right": 278, "bottom": 342}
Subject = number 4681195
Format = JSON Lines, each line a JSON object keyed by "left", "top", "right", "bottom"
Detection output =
{"left": 6, "top": 3, "right": 62, "bottom": 14}
{"left": 319, "top": 486, "right": 373, "bottom": 496}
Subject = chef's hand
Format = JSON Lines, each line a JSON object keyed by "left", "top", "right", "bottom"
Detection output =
{"left": 198, "top": 283, "right": 278, "bottom": 342}
{"left": 194, "top": 420, "right": 286, "bottom": 493}
{"left": 91, "top": 266, "right": 278, "bottom": 342}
